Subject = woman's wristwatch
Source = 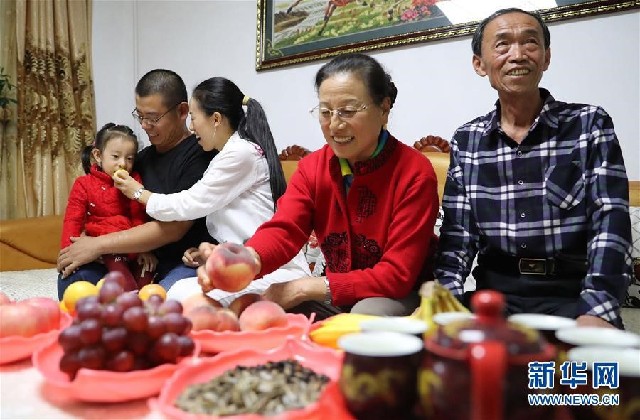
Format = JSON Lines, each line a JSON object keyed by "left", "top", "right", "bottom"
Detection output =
{"left": 132, "top": 187, "right": 145, "bottom": 202}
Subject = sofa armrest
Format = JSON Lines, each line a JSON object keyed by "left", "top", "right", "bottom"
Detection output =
{"left": 0, "top": 215, "right": 63, "bottom": 271}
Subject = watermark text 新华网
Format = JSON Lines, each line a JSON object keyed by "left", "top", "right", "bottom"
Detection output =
{"left": 527, "top": 360, "right": 620, "bottom": 407}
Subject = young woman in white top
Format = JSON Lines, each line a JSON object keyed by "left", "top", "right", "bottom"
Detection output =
{"left": 115, "top": 77, "right": 310, "bottom": 305}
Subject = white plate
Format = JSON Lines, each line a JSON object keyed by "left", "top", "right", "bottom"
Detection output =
{"left": 508, "top": 313, "right": 576, "bottom": 331}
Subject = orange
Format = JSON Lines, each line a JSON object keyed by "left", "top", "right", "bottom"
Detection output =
{"left": 62, "top": 281, "right": 99, "bottom": 314}
{"left": 138, "top": 284, "right": 167, "bottom": 302}
{"left": 59, "top": 300, "right": 69, "bottom": 313}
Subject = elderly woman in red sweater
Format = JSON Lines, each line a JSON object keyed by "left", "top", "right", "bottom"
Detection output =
{"left": 198, "top": 53, "right": 439, "bottom": 319}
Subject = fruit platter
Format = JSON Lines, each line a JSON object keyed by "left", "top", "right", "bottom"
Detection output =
{"left": 4, "top": 244, "right": 569, "bottom": 420}
{"left": 185, "top": 293, "right": 312, "bottom": 354}
{"left": 31, "top": 272, "right": 199, "bottom": 403}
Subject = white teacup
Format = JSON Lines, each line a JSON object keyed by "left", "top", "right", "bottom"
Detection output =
{"left": 566, "top": 346, "right": 640, "bottom": 376}
{"left": 432, "top": 311, "right": 475, "bottom": 326}
{"left": 565, "top": 346, "right": 640, "bottom": 420}
{"left": 556, "top": 327, "right": 640, "bottom": 348}
{"left": 509, "top": 313, "right": 576, "bottom": 344}
{"left": 359, "top": 316, "right": 428, "bottom": 337}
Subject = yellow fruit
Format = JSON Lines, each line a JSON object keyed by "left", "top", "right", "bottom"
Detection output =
{"left": 62, "top": 281, "right": 99, "bottom": 314}
{"left": 59, "top": 300, "right": 69, "bottom": 313}
{"left": 309, "top": 313, "right": 378, "bottom": 349}
{"left": 96, "top": 278, "right": 106, "bottom": 289}
{"left": 114, "top": 168, "right": 129, "bottom": 178}
{"left": 138, "top": 284, "right": 166, "bottom": 302}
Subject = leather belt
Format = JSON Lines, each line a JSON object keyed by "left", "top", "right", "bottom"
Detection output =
{"left": 478, "top": 254, "right": 587, "bottom": 277}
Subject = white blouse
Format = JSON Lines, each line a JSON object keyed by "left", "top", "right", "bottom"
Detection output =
{"left": 147, "top": 133, "right": 311, "bottom": 303}
{"left": 147, "top": 133, "right": 277, "bottom": 245}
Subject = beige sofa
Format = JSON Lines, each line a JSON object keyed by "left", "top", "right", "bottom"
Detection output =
{"left": 0, "top": 152, "right": 636, "bottom": 272}
{"left": 0, "top": 152, "right": 449, "bottom": 273}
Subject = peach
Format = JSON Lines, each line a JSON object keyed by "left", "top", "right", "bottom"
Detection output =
{"left": 22, "top": 297, "right": 61, "bottom": 330}
{"left": 205, "top": 243, "right": 258, "bottom": 292}
{"left": 182, "top": 293, "right": 223, "bottom": 316}
{"left": 238, "top": 300, "right": 287, "bottom": 331}
{"left": 211, "top": 309, "right": 241, "bottom": 332}
{"left": 186, "top": 306, "right": 220, "bottom": 331}
{"left": 186, "top": 306, "right": 240, "bottom": 332}
{"left": 0, "top": 302, "right": 50, "bottom": 337}
{"left": 228, "top": 293, "right": 263, "bottom": 317}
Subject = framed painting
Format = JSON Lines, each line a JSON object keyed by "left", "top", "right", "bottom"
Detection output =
{"left": 255, "top": 0, "right": 638, "bottom": 70}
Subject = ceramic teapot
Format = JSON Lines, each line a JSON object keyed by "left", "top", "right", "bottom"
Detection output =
{"left": 418, "top": 290, "right": 556, "bottom": 420}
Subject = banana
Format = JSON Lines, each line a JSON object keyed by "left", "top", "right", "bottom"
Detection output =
{"left": 310, "top": 283, "right": 469, "bottom": 348}
{"left": 309, "top": 313, "right": 379, "bottom": 349}
{"left": 415, "top": 281, "right": 470, "bottom": 329}
{"left": 449, "top": 292, "right": 469, "bottom": 312}
{"left": 438, "top": 286, "right": 459, "bottom": 313}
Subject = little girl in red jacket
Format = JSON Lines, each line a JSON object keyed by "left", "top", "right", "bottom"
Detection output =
{"left": 60, "top": 123, "right": 156, "bottom": 291}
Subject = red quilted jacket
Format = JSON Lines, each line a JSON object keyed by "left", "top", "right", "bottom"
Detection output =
{"left": 61, "top": 165, "right": 148, "bottom": 248}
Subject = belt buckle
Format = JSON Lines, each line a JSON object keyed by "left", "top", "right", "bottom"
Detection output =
{"left": 518, "top": 258, "right": 548, "bottom": 275}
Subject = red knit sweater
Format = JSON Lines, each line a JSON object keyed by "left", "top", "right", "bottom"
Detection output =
{"left": 246, "top": 135, "right": 439, "bottom": 306}
{"left": 61, "top": 165, "right": 147, "bottom": 248}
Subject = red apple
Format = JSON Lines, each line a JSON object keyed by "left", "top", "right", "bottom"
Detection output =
{"left": 182, "top": 293, "right": 223, "bottom": 316}
{"left": 228, "top": 293, "right": 263, "bottom": 317}
{"left": 0, "top": 302, "right": 49, "bottom": 338}
{"left": 205, "top": 243, "right": 258, "bottom": 292}
{"left": 22, "top": 297, "right": 61, "bottom": 330}
{"left": 0, "top": 291, "right": 12, "bottom": 305}
{"left": 238, "top": 300, "right": 287, "bottom": 331}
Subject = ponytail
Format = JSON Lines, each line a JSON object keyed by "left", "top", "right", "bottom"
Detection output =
{"left": 192, "top": 77, "right": 286, "bottom": 211}
{"left": 81, "top": 145, "right": 93, "bottom": 174}
{"left": 238, "top": 98, "right": 286, "bottom": 210}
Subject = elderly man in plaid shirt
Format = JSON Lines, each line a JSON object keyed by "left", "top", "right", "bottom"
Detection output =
{"left": 435, "top": 8, "right": 633, "bottom": 328}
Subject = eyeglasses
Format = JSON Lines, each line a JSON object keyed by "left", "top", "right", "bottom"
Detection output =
{"left": 131, "top": 103, "right": 180, "bottom": 126}
{"left": 309, "top": 104, "right": 368, "bottom": 122}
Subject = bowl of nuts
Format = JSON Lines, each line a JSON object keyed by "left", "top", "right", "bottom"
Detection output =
{"left": 151, "top": 338, "right": 353, "bottom": 419}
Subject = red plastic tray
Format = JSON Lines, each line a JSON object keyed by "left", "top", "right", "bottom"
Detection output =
{"left": 150, "top": 338, "right": 355, "bottom": 420}
{"left": 190, "top": 313, "right": 311, "bottom": 354}
{"left": 0, "top": 313, "right": 72, "bottom": 365}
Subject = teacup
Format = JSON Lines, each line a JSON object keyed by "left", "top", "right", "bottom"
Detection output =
{"left": 338, "top": 331, "right": 423, "bottom": 419}
{"left": 508, "top": 313, "right": 576, "bottom": 345}
{"left": 432, "top": 311, "right": 475, "bottom": 326}
{"left": 556, "top": 327, "right": 640, "bottom": 349}
{"left": 565, "top": 346, "right": 640, "bottom": 420}
{"left": 359, "top": 316, "right": 428, "bottom": 338}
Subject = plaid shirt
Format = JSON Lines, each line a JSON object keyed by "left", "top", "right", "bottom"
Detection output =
{"left": 435, "top": 89, "right": 633, "bottom": 324}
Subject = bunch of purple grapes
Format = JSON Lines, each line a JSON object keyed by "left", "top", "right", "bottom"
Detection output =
{"left": 58, "top": 273, "right": 195, "bottom": 379}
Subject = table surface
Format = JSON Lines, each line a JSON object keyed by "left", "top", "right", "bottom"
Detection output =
{"left": 0, "top": 359, "right": 162, "bottom": 419}
{"left": 0, "top": 355, "right": 579, "bottom": 420}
